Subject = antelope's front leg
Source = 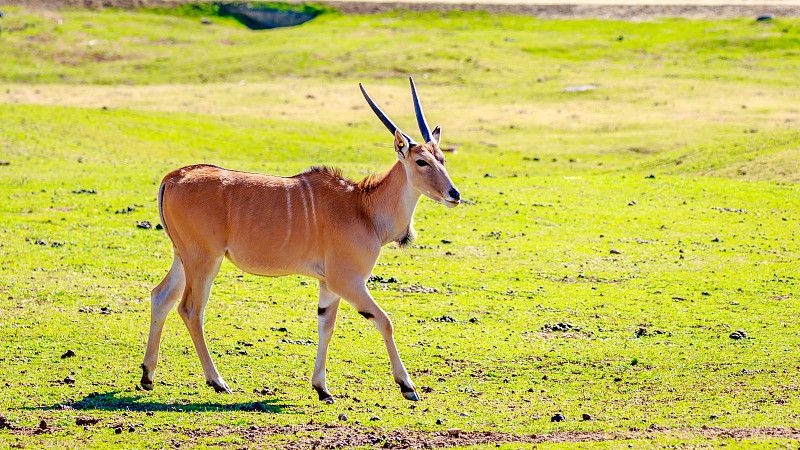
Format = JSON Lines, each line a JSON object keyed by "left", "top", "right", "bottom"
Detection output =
{"left": 312, "top": 281, "right": 341, "bottom": 403}
{"left": 331, "top": 278, "right": 419, "bottom": 401}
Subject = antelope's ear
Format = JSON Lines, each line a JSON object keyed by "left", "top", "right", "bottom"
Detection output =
{"left": 431, "top": 126, "right": 441, "bottom": 146}
{"left": 394, "top": 129, "right": 410, "bottom": 158}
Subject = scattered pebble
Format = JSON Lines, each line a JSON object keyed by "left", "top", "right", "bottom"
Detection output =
{"left": 61, "top": 349, "right": 76, "bottom": 359}
{"left": 115, "top": 206, "right": 135, "bottom": 214}
{"left": 136, "top": 221, "right": 153, "bottom": 229}
{"left": 756, "top": 14, "right": 775, "bottom": 21}
{"left": 270, "top": 326, "right": 288, "bottom": 332}
{"left": 582, "top": 413, "right": 593, "bottom": 421}
{"left": 76, "top": 417, "right": 102, "bottom": 426}
{"left": 368, "top": 275, "right": 397, "bottom": 284}
{"left": 432, "top": 315, "right": 456, "bottom": 323}
{"left": 610, "top": 249, "right": 622, "bottom": 255}
{"left": 63, "top": 375, "right": 76, "bottom": 385}
{"left": 710, "top": 414, "right": 719, "bottom": 419}
{"left": 628, "top": 200, "right": 638, "bottom": 206}
{"left": 400, "top": 285, "right": 439, "bottom": 294}
{"left": 39, "top": 420, "right": 48, "bottom": 430}
{"left": 713, "top": 207, "right": 747, "bottom": 214}
{"left": 114, "top": 426, "right": 122, "bottom": 434}
{"left": 338, "top": 413, "right": 348, "bottom": 421}
{"left": 72, "top": 189, "right": 96, "bottom": 194}
{"left": 369, "top": 416, "right": 381, "bottom": 421}
{"left": 128, "top": 425, "right": 135, "bottom": 433}
{"left": 258, "top": 387, "right": 275, "bottom": 396}
{"left": 730, "top": 330, "right": 748, "bottom": 340}
{"left": 0, "top": 414, "right": 12, "bottom": 430}
{"left": 436, "top": 418, "right": 444, "bottom": 425}
{"left": 457, "top": 412, "right": 470, "bottom": 417}
{"left": 551, "top": 413, "right": 566, "bottom": 422}
{"left": 28, "top": 238, "right": 64, "bottom": 248}
{"left": 542, "top": 322, "right": 580, "bottom": 332}
{"left": 0, "top": 161, "right": 10, "bottom": 166}
{"left": 280, "top": 338, "right": 315, "bottom": 345}
{"left": 200, "top": 17, "right": 212, "bottom": 24}
{"left": 447, "top": 428, "right": 462, "bottom": 437}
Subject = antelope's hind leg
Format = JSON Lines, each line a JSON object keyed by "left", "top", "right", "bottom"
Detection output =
{"left": 176, "top": 255, "right": 230, "bottom": 393}
{"left": 142, "top": 252, "right": 186, "bottom": 390}
{"left": 330, "top": 278, "right": 419, "bottom": 401}
{"left": 312, "top": 281, "right": 341, "bottom": 403}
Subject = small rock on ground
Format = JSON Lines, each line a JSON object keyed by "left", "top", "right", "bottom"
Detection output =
{"left": 730, "top": 329, "right": 748, "bottom": 339}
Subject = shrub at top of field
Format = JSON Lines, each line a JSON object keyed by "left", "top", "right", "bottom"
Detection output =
{"left": 144, "top": 1, "right": 336, "bottom": 29}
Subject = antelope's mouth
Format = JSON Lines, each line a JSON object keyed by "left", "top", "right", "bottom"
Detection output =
{"left": 443, "top": 198, "right": 460, "bottom": 208}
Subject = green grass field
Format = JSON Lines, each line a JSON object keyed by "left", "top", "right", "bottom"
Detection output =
{"left": 0, "top": 3, "right": 799, "bottom": 448}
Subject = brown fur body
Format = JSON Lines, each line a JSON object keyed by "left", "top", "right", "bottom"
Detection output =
{"left": 160, "top": 162, "right": 414, "bottom": 282}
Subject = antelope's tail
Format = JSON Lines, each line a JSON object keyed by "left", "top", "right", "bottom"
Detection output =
{"left": 158, "top": 182, "right": 171, "bottom": 239}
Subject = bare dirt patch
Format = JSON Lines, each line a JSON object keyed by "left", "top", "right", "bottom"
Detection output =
{"left": 5, "top": 0, "right": 800, "bottom": 19}
{"left": 163, "top": 424, "right": 800, "bottom": 447}
{"left": 193, "top": 423, "right": 609, "bottom": 448}
{"left": 324, "top": 1, "right": 800, "bottom": 18}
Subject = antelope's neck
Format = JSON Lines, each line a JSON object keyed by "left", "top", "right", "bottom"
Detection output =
{"left": 365, "top": 161, "right": 421, "bottom": 246}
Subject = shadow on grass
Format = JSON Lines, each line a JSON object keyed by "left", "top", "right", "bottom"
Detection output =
{"left": 29, "top": 391, "right": 296, "bottom": 414}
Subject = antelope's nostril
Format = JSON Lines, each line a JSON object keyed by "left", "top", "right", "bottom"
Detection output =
{"left": 448, "top": 188, "right": 461, "bottom": 201}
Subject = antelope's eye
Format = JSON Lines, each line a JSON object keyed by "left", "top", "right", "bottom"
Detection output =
{"left": 415, "top": 160, "right": 430, "bottom": 167}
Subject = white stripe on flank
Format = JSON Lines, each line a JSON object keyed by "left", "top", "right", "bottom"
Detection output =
{"left": 298, "top": 177, "right": 310, "bottom": 237}
{"left": 301, "top": 176, "right": 318, "bottom": 231}
{"left": 283, "top": 185, "right": 292, "bottom": 247}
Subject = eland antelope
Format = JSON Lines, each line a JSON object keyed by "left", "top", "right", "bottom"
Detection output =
{"left": 140, "top": 77, "right": 461, "bottom": 402}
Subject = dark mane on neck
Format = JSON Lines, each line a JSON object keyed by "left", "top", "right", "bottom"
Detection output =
{"left": 301, "top": 165, "right": 391, "bottom": 194}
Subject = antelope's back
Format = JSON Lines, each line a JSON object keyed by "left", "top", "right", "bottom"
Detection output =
{"left": 159, "top": 164, "right": 338, "bottom": 278}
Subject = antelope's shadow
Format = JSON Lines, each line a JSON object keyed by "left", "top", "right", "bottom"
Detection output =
{"left": 29, "top": 391, "right": 295, "bottom": 414}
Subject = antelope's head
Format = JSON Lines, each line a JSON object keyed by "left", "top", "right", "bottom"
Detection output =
{"left": 360, "top": 78, "right": 461, "bottom": 208}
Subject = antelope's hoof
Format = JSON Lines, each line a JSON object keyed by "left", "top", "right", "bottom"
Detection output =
{"left": 207, "top": 379, "right": 232, "bottom": 394}
{"left": 399, "top": 379, "right": 419, "bottom": 401}
{"left": 402, "top": 390, "right": 420, "bottom": 401}
{"left": 315, "top": 386, "right": 335, "bottom": 404}
{"left": 140, "top": 364, "right": 154, "bottom": 391}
